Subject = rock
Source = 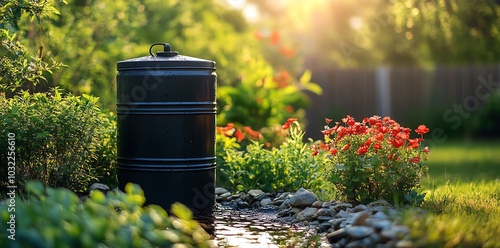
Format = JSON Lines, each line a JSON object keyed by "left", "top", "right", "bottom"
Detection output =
{"left": 380, "top": 225, "right": 410, "bottom": 242}
{"left": 345, "top": 240, "right": 363, "bottom": 248}
{"left": 215, "top": 187, "right": 229, "bottom": 195}
{"left": 296, "top": 207, "right": 319, "bottom": 221}
{"left": 351, "top": 211, "right": 369, "bottom": 226}
{"left": 317, "top": 208, "right": 335, "bottom": 217}
{"left": 346, "top": 226, "right": 374, "bottom": 239}
{"left": 335, "top": 209, "right": 349, "bottom": 218}
{"left": 247, "top": 189, "right": 264, "bottom": 197}
{"left": 312, "top": 200, "right": 323, "bottom": 208}
{"left": 319, "top": 221, "right": 332, "bottom": 231}
{"left": 317, "top": 215, "right": 332, "bottom": 222}
{"left": 277, "top": 207, "right": 292, "bottom": 217}
{"left": 370, "top": 219, "right": 393, "bottom": 232}
{"left": 326, "top": 228, "right": 348, "bottom": 243}
{"left": 361, "top": 235, "right": 377, "bottom": 247}
{"left": 333, "top": 203, "right": 353, "bottom": 211}
{"left": 219, "top": 192, "right": 232, "bottom": 201}
{"left": 235, "top": 199, "right": 249, "bottom": 208}
{"left": 329, "top": 218, "right": 345, "bottom": 229}
{"left": 396, "top": 240, "right": 415, "bottom": 248}
{"left": 392, "top": 225, "right": 410, "bottom": 236}
{"left": 351, "top": 204, "right": 368, "bottom": 213}
{"left": 371, "top": 210, "right": 389, "bottom": 220}
{"left": 89, "top": 183, "right": 109, "bottom": 193}
{"left": 260, "top": 198, "right": 273, "bottom": 207}
{"left": 230, "top": 193, "right": 241, "bottom": 200}
{"left": 279, "top": 199, "right": 291, "bottom": 209}
{"left": 275, "top": 192, "right": 292, "bottom": 201}
{"left": 288, "top": 188, "right": 318, "bottom": 208}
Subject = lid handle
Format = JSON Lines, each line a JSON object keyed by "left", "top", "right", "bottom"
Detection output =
{"left": 149, "top": 43, "right": 179, "bottom": 57}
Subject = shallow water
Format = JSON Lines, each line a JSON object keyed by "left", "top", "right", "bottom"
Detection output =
{"left": 201, "top": 203, "right": 330, "bottom": 248}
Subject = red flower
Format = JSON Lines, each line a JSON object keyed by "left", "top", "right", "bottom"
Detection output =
{"left": 378, "top": 126, "right": 389, "bottom": 134}
{"left": 321, "top": 127, "right": 335, "bottom": 135}
{"left": 367, "top": 116, "right": 380, "bottom": 126}
{"left": 270, "top": 30, "right": 280, "bottom": 45}
{"left": 342, "top": 143, "right": 351, "bottom": 151}
{"left": 311, "top": 149, "right": 319, "bottom": 156}
{"left": 357, "top": 145, "right": 368, "bottom": 155}
{"left": 407, "top": 138, "right": 420, "bottom": 149}
{"left": 282, "top": 117, "right": 298, "bottom": 130}
{"left": 374, "top": 132, "right": 384, "bottom": 141}
{"left": 279, "top": 46, "right": 297, "bottom": 58}
{"left": 325, "top": 118, "right": 333, "bottom": 124}
{"left": 410, "top": 156, "right": 420, "bottom": 163}
{"left": 389, "top": 138, "right": 404, "bottom": 148}
{"left": 416, "top": 125, "right": 430, "bottom": 135}
{"left": 331, "top": 147, "right": 338, "bottom": 155}
{"left": 253, "top": 31, "right": 263, "bottom": 40}
{"left": 423, "top": 146, "right": 430, "bottom": 154}
{"left": 373, "top": 143, "right": 382, "bottom": 150}
{"left": 274, "top": 70, "right": 292, "bottom": 88}
{"left": 217, "top": 123, "right": 235, "bottom": 137}
{"left": 243, "top": 126, "right": 262, "bottom": 140}
{"left": 320, "top": 143, "right": 330, "bottom": 151}
{"left": 234, "top": 129, "right": 245, "bottom": 142}
{"left": 342, "top": 115, "right": 356, "bottom": 126}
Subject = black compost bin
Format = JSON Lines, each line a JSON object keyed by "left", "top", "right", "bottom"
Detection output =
{"left": 116, "top": 43, "right": 216, "bottom": 213}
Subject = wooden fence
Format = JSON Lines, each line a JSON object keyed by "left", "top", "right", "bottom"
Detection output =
{"left": 304, "top": 64, "right": 500, "bottom": 139}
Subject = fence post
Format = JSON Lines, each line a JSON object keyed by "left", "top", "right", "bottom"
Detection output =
{"left": 376, "top": 66, "right": 391, "bottom": 117}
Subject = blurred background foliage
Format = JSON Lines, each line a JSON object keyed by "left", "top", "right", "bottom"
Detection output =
{"left": 1, "top": 0, "right": 500, "bottom": 137}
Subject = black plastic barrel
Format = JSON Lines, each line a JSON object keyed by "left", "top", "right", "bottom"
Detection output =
{"left": 116, "top": 43, "right": 216, "bottom": 213}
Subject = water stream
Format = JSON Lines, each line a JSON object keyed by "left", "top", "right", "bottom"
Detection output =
{"left": 202, "top": 203, "right": 330, "bottom": 248}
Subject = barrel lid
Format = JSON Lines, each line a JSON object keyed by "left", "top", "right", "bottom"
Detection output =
{"left": 117, "top": 43, "right": 215, "bottom": 70}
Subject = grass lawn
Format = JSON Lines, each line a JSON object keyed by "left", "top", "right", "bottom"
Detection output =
{"left": 401, "top": 139, "right": 500, "bottom": 247}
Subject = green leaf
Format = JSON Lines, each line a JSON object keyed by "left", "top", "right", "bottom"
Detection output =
{"left": 26, "top": 181, "right": 45, "bottom": 196}
{"left": 299, "top": 69, "right": 312, "bottom": 83}
{"left": 300, "top": 81, "right": 323, "bottom": 95}
{"left": 170, "top": 202, "right": 193, "bottom": 220}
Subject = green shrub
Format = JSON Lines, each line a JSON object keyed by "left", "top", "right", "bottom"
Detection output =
{"left": 218, "top": 119, "right": 328, "bottom": 195}
{"left": 0, "top": 89, "right": 116, "bottom": 194}
{"left": 0, "top": 181, "right": 210, "bottom": 247}
{"left": 466, "top": 89, "right": 500, "bottom": 139}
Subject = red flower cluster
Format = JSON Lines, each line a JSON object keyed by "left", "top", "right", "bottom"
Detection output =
{"left": 313, "top": 115, "right": 430, "bottom": 163}
{"left": 217, "top": 123, "right": 262, "bottom": 142}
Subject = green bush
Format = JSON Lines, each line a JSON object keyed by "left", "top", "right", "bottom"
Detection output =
{"left": 0, "top": 89, "right": 116, "bottom": 194}
{"left": 0, "top": 181, "right": 210, "bottom": 248}
{"left": 466, "top": 89, "right": 500, "bottom": 139}
{"left": 217, "top": 119, "right": 328, "bottom": 195}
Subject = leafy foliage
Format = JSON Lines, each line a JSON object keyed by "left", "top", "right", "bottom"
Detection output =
{"left": 0, "top": 89, "right": 116, "bottom": 194}
{"left": 0, "top": 181, "right": 210, "bottom": 247}
{"left": 391, "top": 0, "right": 500, "bottom": 65}
{"left": 217, "top": 119, "right": 328, "bottom": 195}
{"left": 218, "top": 70, "right": 322, "bottom": 130}
{"left": 466, "top": 90, "right": 500, "bottom": 139}
{"left": 0, "top": 0, "right": 65, "bottom": 94}
{"left": 6, "top": 0, "right": 276, "bottom": 110}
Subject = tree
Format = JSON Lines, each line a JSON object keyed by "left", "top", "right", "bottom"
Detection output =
{"left": 0, "top": 0, "right": 64, "bottom": 95}
{"left": 391, "top": 0, "right": 500, "bottom": 65}
{"left": 9, "top": 0, "right": 274, "bottom": 109}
